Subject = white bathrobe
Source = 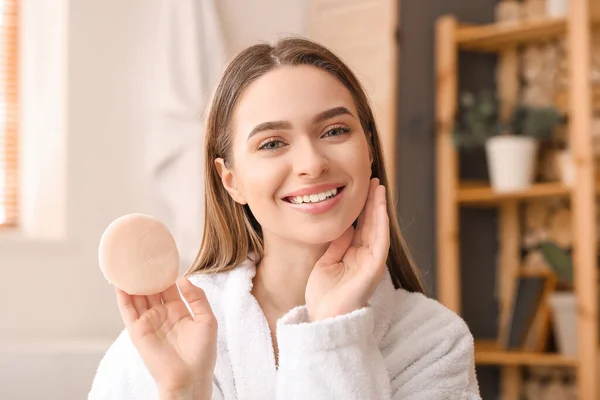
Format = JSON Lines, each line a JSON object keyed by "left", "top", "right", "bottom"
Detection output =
{"left": 89, "top": 259, "right": 481, "bottom": 399}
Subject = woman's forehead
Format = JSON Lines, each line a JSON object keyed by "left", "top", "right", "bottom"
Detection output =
{"left": 232, "top": 65, "right": 358, "bottom": 132}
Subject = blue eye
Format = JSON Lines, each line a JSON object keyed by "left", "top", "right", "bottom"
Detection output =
{"left": 258, "top": 139, "right": 285, "bottom": 151}
{"left": 323, "top": 126, "right": 350, "bottom": 138}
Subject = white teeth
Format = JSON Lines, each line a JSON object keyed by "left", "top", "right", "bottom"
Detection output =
{"left": 289, "top": 188, "right": 340, "bottom": 204}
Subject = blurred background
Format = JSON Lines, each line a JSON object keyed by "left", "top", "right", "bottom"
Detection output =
{"left": 1, "top": 0, "right": 598, "bottom": 399}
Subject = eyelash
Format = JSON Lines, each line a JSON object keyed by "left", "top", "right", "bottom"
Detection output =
{"left": 257, "top": 125, "right": 351, "bottom": 152}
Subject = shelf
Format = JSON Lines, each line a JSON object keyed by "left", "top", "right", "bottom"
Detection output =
{"left": 475, "top": 340, "right": 578, "bottom": 366}
{"left": 456, "top": 16, "right": 600, "bottom": 52}
{"left": 458, "top": 182, "right": 571, "bottom": 205}
{"left": 457, "top": 18, "right": 567, "bottom": 52}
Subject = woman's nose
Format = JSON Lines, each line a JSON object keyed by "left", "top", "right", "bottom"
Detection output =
{"left": 293, "top": 141, "right": 330, "bottom": 178}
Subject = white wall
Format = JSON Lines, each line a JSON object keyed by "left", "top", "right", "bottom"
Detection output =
{"left": 218, "top": 0, "right": 308, "bottom": 54}
{"left": 0, "top": 0, "right": 306, "bottom": 398}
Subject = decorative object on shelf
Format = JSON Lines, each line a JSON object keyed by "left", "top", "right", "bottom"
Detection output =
{"left": 486, "top": 135, "right": 539, "bottom": 192}
{"left": 538, "top": 241, "right": 573, "bottom": 286}
{"left": 548, "top": 292, "right": 577, "bottom": 356}
{"left": 537, "top": 241, "right": 577, "bottom": 357}
{"left": 546, "top": 0, "right": 569, "bottom": 18}
{"left": 452, "top": 92, "right": 565, "bottom": 147}
{"left": 452, "top": 91, "right": 500, "bottom": 149}
{"left": 523, "top": 0, "right": 547, "bottom": 20}
{"left": 490, "top": 102, "right": 566, "bottom": 191}
{"left": 512, "top": 242, "right": 571, "bottom": 353}
{"left": 495, "top": 0, "right": 523, "bottom": 23}
{"left": 453, "top": 91, "right": 566, "bottom": 192}
{"left": 510, "top": 102, "right": 566, "bottom": 141}
{"left": 497, "top": 270, "right": 556, "bottom": 351}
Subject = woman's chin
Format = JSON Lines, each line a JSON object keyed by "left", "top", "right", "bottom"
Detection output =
{"left": 295, "top": 224, "right": 353, "bottom": 245}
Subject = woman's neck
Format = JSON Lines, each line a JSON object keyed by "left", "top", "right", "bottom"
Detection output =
{"left": 251, "top": 234, "right": 329, "bottom": 315}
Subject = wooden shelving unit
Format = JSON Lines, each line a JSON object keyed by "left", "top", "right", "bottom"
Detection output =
{"left": 457, "top": 17, "right": 569, "bottom": 52}
{"left": 436, "top": 2, "right": 598, "bottom": 399}
{"left": 458, "top": 182, "right": 572, "bottom": 205}
{"left": 475, "top": 340, "right": 578, "bottom": 367}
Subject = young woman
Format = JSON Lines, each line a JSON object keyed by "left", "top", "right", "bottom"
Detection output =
{"left": 89, "top": 37, "right": 481, "bottom": 400}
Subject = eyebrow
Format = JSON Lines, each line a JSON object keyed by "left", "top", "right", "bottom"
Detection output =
{"left": 247, "top": 106, "right": 355, "bottom": 141}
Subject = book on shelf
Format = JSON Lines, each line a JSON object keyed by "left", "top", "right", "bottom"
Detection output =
{"left": 497, "top": 269, "right": 557, "bottom": 352}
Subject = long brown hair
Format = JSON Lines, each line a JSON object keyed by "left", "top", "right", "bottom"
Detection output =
{"left": 185, "top": 37, "right": 424, "bottom": 294}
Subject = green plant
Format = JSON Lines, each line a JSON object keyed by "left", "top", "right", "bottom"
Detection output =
{"left": 452, "top": 91, "right": 566, "bottom": 149}
{"left": 508, "top": 103, "right": 566, "bottom": 140}
{"left": 452, "top": 91, "right": 501, "bottom": 149}
{"left": 538, "top": 241, "right": 573, "bottom": 287}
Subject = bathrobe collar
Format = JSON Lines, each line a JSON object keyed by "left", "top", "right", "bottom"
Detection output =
{"left": 221, "top": 257, "right": 397, "bottom": 400}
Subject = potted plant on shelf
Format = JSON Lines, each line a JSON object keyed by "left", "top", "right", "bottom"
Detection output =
{"left": 453, "top": 91, "right": 565, "bottom": 192}
{"left": 538, "top": 241, "right": 576, "bottom": 356}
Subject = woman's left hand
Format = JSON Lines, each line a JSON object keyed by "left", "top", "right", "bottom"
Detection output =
{"left": 305, "top": 178, "right": 390, "bottom": 322}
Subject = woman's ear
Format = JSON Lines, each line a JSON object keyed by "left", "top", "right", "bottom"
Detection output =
{"left": 214, "top": 158, "right": 248, "bottom": 205}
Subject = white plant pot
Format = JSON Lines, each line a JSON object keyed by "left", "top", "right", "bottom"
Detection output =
{"left": 485, "top": 136, "right": 538, "bottom": 193}
{"left": 548, "top": 292, "right": 577, "bottom": 356}
{"left": 547, "top": 0, "right": 569, "bottom": 17}
{"left": 557, "top": 149, "right": 575, "bottom": 186}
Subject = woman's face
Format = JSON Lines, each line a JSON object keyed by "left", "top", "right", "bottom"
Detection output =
{"left": 216, "top": 65, "right": 372, "bottom": 245}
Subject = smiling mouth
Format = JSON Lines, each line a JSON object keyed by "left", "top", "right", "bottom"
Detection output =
{"left": 284, "top": 186, "right": 345, "bottom": 204}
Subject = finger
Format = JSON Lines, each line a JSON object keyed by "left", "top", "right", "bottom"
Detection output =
{"left": 132, "top": 295, "right": 149, "bottom": 315}
{"left": 161, "top": 282, "right": 182, "bottom": 304}
{"left": 115, "top": 287, "right": 139, "bottom": 327}
{"left": 362, "top": 179, "right": 380, "bottom": 244}
{"left": 373, "top": 203, "right": 390, "bottom": 267}
{"left": 147, "top": 293, "right": 162, "bottom": 308}
{"left": 353, "top": 178, "right": 378, "bottom": 246}
{"left": 316, "top": 226, "right": 354, "bottom": 268}
{"left": 177, "top": 278, "right": 215, "bottom": 318}
{"left": 369, "top": 185, "right": 386, "bottom": 247}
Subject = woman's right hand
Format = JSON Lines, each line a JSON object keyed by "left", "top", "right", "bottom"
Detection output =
{"left": 116, "top": 277, "right": 218, "bottom": 400}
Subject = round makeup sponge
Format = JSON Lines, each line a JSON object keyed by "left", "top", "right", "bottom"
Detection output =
{"left": 98, "top": 213, "right": 179, "bottom": 295}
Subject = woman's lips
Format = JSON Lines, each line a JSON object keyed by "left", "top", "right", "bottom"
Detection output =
{"left": 283, "top": 186, "right": 345, "bottom": 215}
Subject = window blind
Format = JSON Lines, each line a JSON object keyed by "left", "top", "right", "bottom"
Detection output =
{"left": 0, "top": 0, "right": 18, "bottom": 227}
